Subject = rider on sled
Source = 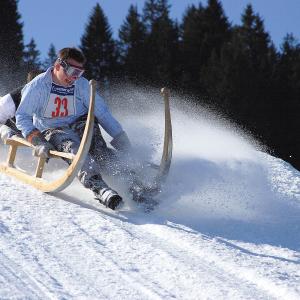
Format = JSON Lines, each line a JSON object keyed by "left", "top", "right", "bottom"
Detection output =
{"left": 14, "top": 47, "right": 137, "bottom": 210}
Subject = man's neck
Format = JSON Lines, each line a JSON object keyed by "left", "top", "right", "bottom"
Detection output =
{"left": 51, "top": 70, "right": 61, "bottom": 85}
{"left": 51, "top": 70, "right": 72, "bottom": 87}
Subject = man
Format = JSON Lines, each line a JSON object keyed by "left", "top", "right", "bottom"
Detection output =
{"left": 16, "top": 47, "right": 131, "bottom": 210}
{"left": 0, "top": 70, "right": 40, "bottom": 141}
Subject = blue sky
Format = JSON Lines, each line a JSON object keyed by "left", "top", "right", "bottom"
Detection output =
{"left": 18, "top": 0, "right": 300, "bottom": 59}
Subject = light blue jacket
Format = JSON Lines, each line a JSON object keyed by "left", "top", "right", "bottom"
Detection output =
{"left": 16, "top": 67, "right": 123, "bottom": 138}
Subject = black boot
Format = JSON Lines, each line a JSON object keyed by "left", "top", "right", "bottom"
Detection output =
{"left": 95, "top": 188, "right": 123, "bottom": 210}
{"left": 79, "top": 173, "right": 123, "bottom": 210}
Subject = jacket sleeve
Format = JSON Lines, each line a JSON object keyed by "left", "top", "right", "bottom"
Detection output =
{"left": 16, "top": 84, "right": 39, "bottom": 137}
{"left": 80, "top": 79, "right": 123, "bottom": 138}
{"left": 93, "top": 93, "right": 123, "bottom": 138}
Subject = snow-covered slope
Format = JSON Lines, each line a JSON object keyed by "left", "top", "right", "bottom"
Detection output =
{"left": 1, "top": 89, "right": 300, "bottom": 299}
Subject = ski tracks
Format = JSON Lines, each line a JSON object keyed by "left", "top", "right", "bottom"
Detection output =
{"left": 0, "top": 251, "right": 47, "bottom": 300}
{"left": 129, "top": 219, "right": 300, "bottom": 300}
{"left": 95, "top": 213, "right": 276, "bottom": 300}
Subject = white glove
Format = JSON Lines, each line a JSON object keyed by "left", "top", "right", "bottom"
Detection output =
{"left": 32, "top": 143, "right": 55, "bottom": 159}
{"left": 110, "top": 131, "right": 131, "bottom": 153}
{"left": 27, "top": 130, "right": 55, "bottom": 159}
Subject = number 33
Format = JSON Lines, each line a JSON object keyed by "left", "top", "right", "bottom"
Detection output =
{"left": 51, "top": 97, "right": 68, "bottom": 117}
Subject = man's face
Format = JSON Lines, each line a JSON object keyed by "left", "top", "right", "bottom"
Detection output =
{"left": 54, "top": 58, "right": 84, "bottom": 87}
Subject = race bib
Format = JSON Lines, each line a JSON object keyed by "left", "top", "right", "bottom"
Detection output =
{"left": 44, "top": 83, "right": 76, "bottom": 118}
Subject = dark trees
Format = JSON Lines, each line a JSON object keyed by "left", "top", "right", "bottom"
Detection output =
{"left": 0, "top": 0, "right": 24, "bottom": 91}
{"left": 80, "top": 3, "right": 117, "bottom": 84}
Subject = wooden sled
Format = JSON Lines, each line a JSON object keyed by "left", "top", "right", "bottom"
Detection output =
{"left": 0, "top": 80, "right": 96, "bottom": 193}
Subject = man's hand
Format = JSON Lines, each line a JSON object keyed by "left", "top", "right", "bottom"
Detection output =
{"left": 0, "top": 125, "right": 16, "bottom": 142}
{"left": 111, "top": 131, "right": 143, "bottom": 171}
{"left": 27, "top": 130, "right": 55, "bottom": 159}
{"left": 110, "top": 131, "right": 131, "bottom": 153}
{"left": 32, "top": 142, "right": 55, "bottom": 159}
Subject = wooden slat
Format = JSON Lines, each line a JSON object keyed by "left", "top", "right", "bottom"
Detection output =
{"left": 35, "top": 157, "right": 46, "bottom": 178}
{"left": 6, "top": 137, "right": 75, "bottom": 160}
{"left": 7, "top": 145, "right": 17, "bottom": 166}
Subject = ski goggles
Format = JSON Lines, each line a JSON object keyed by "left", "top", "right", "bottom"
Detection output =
{"left": 57, "top": 58, "right": 85, "bottom": 78}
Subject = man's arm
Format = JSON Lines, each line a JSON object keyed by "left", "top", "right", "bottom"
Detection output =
{"left": 79, "top": 78, "right": 132, "bottom": 151}
{"left": 93, "top": 93, "right": 123, "bottom": 138}
{"left": 15, "top": 85, "right": 39, "bottom": 137}
{"left": 16, "top": 85, "right": 55, "bottom": 158}
{"left": 93, "top": 95, "right": 132, "bottom": 150}
{"left": 110, "top": 130, "right": 131, "bottom": 152}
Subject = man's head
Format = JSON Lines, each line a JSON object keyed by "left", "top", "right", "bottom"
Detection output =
{"left": 57, "top": 47, "right": 86, "bottom": 65}
{"left": 53, "top": 47, "right": 86, "bottom": 87}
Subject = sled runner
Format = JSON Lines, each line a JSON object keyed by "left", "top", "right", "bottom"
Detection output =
{"left": 157, "top": 87, "right": 173, "bottom": 183}
{"left": 0, "top": 80, "right": 96, "bottom": 193}
{"left": 131, "top": 87, "right": 173, "bottom": 208}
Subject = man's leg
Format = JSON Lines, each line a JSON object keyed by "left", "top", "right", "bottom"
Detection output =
{"left": 43, "top": 127, "right": 123, "bottom": 210}
{"left": 71, "top": 116, "right": 130, "bottom": 177}
{"left": 89, "top": 127, "right": 152, "bottom": 201}
{"left": 71, "top": 116, "right": 149, "bottom": 201}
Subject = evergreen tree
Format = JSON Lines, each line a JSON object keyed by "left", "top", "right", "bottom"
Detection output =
{"left": 23, "top": 38, "right": 41, "bottom": 71}
{"left": 202, "top": 30, "right": 254, "bottom": 118}
{"left": 80, "top": 3, "right": 117, "bottom": 83}
{"left": 239, "top": 5, "right": 272, "bottom": 73}
{"left": 180, "top": 4, "right": 204, "bottom": 89}
{"left": 236, "top": 5, "right": 276, "bottom": 135}
{"left": 43, "top": 43, "right": 57, "bottom": 69}
{"left": 273, "top": 34, "right": 300, "bottom": 168}
{"left": 280, "top": 34, "right": 300, "bottom": 96}
{"left": 201, "top": 4, "right": 280, "bottom": 156}
{"left": 202, "top": 0, "right": 231, "bottom": 58}
{"left": 0, "top": 0, "right": 24, "bottom": 91}
{"left": 118, "top": 4, "right": 147, "bottom": 81}
{"left": 181, "top": 0, "right": 230, "bottom": 92}
{"left": 142, "top": 0, "right": 179, "bottom": 85}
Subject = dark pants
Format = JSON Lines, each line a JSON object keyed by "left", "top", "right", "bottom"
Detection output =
{"left": 43, "top": 126, "right": 109, "bottom": 193}
{"left": 71, "top": 115, "right": 132, "bottom": 177}
{"left": 43, "top": 116, "right": 132, "bottom": 195}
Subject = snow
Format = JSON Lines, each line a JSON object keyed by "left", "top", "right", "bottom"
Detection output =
{"left": 1, "top": 89, "right": 300, "bottom": 299}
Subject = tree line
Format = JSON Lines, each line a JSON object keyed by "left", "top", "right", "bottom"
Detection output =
{"left": 1, "top": 0, "right": 300, "bottom": 170}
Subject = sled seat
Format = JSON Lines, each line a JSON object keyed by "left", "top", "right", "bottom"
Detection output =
{"left": 4, "top": 136, "right": 75, "bottom": 178}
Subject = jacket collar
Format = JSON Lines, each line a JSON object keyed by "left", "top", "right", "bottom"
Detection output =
{"left": 44, "top": 67, "right": 54, "bottom": 88}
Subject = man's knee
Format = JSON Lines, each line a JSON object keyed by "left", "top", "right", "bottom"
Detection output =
{"left": 43, "top": 128, "right": 80, "bottom": 153}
